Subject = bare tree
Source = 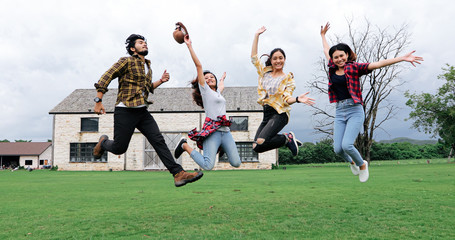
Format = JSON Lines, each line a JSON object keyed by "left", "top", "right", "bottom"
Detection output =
{"left": 310, "top": 18, "right": 411, "bottom": 161}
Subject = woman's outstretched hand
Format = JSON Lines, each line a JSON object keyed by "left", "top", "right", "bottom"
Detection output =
{"left": 402, "top": 50, "right": 424, "bottom": 67}
{"left": 297, "top": 92, "right": 316, "bottom": 106}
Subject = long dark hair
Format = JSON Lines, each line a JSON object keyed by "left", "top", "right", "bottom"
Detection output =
{"left": 329, "top": 43, "right": 357, "bottom": 61}
{"left": 262, "top": 48, "right": 286, "bottom": 67}
{"left": 191, "top": 71, "right": 218, "bottom": 109}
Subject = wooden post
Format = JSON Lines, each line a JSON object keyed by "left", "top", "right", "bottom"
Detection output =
{"left": 448, "top": 147, "right": 453, "bottom": 163}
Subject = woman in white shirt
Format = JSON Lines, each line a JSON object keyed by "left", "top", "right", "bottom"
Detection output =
{"left": 174, "top": 34, "right": 241, "bottom": 170}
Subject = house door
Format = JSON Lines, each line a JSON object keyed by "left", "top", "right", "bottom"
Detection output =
{"left": 144, "top": 132, "right": 183, "bottom": 170}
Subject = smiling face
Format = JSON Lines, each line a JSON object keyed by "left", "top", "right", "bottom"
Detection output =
{"left": 329, "top": 43, "right": 356, "bottom": 69}
{"left": 204, "top": 73, "right": 217, "bottom": 90}
{"left": 270, "top": 51, "right": 286, "bottom": 71}
{"left": 332, "top": 50, "right": 348, "bottom": 69}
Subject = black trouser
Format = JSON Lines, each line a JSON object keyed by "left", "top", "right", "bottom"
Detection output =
{"left": 101, "top": 107, "right": 183, "bottom": 175}
{"left": 253, "top": 105, "right": 288, "bottom": 153}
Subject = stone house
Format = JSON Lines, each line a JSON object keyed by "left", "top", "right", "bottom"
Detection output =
{"left": 49, "top": 87, "right": 277, "bottom": 171}
{"left": 0, "top": 142, "right": 52, "bottom": 169}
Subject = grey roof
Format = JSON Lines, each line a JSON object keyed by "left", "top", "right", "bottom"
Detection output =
{"left": 49, "top": 87, "right": 262, "bottom": 114}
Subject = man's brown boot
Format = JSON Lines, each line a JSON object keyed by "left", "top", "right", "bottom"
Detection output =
{"left": 174, "top": 170, "right": 203, "bottom": 187}
{"left": 93, "top": 135, "right": 108, "bottom": 159}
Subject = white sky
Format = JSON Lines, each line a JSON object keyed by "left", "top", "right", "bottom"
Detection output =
{"left": 0, "top": 0, "right": 452, "bottom": 142}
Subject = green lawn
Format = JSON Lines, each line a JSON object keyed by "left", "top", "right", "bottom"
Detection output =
{"left": 1, "top": 159, "right": 454, "bottom": 239}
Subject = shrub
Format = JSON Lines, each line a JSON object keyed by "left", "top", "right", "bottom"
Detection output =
{"left": 279, "top": 140, "right": 449, "bottom": 164}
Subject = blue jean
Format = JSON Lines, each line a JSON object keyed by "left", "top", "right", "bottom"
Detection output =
{"left": 190, "top": 130, "right": 241, "bottom": 170}
{"left": 333, "top": 99, "right": 365, "bottom": 167}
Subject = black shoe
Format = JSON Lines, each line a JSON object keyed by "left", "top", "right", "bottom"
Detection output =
{"left": 174, "top": 137, "right": 187, "bottom": 159}
{"left": 285, "top": 131, "right": 299, "bottom": 156}
{"left": 93, "top": 135, "right": 108, "bottom": 159}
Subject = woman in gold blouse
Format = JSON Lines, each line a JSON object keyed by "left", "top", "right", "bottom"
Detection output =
{"left": 251, "top": 26, "right": 315, "bottom": 156}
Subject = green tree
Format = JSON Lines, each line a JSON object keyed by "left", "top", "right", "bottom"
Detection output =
{"left": 0, "top": 139, "right": 10, "bottom": 142}
{"left": 405, "top": 64, "right": 455, "bottom": 161}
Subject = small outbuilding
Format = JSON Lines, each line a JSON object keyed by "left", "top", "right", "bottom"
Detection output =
{"left": 0, "top": 142, "right": 52, "bottom": 169}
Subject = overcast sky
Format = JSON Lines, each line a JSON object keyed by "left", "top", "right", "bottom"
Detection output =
{"left": 0, "top": 0, "right": 452, "bottom": 142}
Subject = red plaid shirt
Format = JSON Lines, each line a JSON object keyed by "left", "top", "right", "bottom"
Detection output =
{"left": 188, "top": 115, "right": 231, "bottom": 150}
{"left": 327, "top": 59, "right": 371, "bottom": 105}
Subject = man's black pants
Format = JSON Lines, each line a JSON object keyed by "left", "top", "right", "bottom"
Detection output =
{"left": 101, "top": 107, "right": 183, "bottom": 175}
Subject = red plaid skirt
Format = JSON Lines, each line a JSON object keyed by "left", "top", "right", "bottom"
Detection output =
{"left": 188, "top": 115, "right": 231, "bottom": 149}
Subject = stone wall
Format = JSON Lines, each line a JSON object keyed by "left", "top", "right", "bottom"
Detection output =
{"left": 52, "top": 111, "right": 276, "bottom": 171}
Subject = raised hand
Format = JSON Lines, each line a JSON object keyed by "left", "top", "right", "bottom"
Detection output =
{"left": 161, "top": 70, "right": 170, "bottom": 83}
{"left": 252, "top": 26, "right": 266, "bottom": 57}
{"left": 184, "top": 34, "right": 191, "bottom": 45}
{"left": 402, "top": 51, "right": 424, "bottom": 67}
{"left": 218, "top": 72, "right": 226, "bottom": 93}
{"left": 320, "top": 22, "right": 330, "bottom": 36}
{"left": 256, "top": 26, "right": 266, "bottom": 35}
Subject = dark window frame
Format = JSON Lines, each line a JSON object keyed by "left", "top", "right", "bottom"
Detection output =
{"left": 70, "top": 142, "right": 107, "bottom": 163}
{"left": 81, "top": 118, "right": 99, "bottom": 132}
{"left": 229, "top": 116, "right": 248, "bottom": 131}
{"left": 25, "top": 160, "right": 33, "bottom": 165}
{"left": 219, "top": 142, "right": 258, "bottom": 163}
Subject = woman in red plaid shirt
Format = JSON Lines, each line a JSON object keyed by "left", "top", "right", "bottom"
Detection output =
{"left": 320, "top": 22, "right": 423, "bottom": 182}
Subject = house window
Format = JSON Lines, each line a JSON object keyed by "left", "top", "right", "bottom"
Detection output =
{"left": 81, "top": 118, "right": 99, "bottom": 132}
{"left": 70, "top": 143, "right": 107, "bottom": 162}
{"left": 230, "top": 116, "right": 248, "bottom": 131}
{"left": 25, "top": 160, "right": 33, "bottom": 165}
{"left": 39, "top": 160, "right": 44, "bottom": 165}
{"left": 219, "top": 142, "right": 258, "bottom": 163}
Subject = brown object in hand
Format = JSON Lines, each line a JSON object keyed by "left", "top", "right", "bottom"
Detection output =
{"left": 173, "top": 22, "right": 188, "bottom": 44}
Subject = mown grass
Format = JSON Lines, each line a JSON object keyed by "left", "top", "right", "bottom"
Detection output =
{"left": 1, "top": 159, "right": 454, "bottom": 239}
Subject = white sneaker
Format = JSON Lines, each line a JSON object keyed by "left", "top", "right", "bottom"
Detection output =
{"left": 359, "top": 160, "right": 369, "bottom": 182}
{"left": 350, "top": 163, "right": 360, "bottom": 176}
